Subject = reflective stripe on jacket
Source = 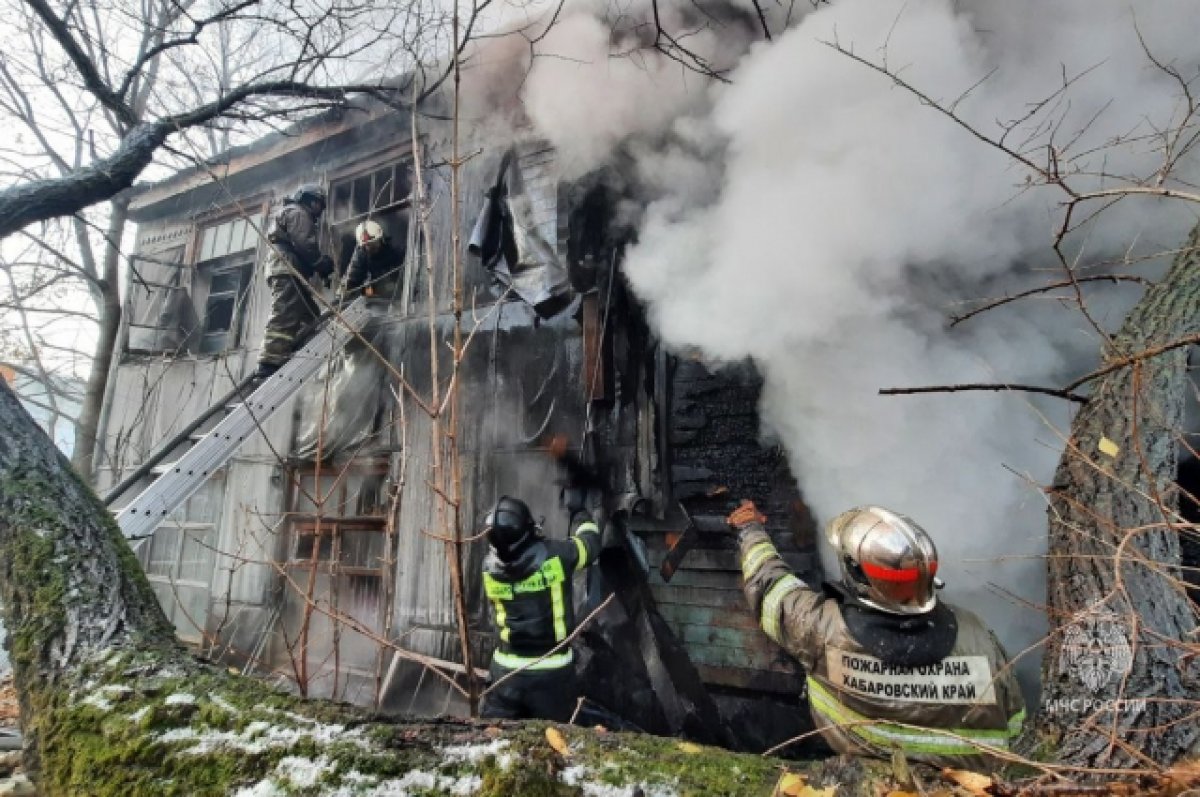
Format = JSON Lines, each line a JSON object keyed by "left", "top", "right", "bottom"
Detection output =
{"left": 738, "top": 523, "right": 1025, "bottom": 768}
{"left": 483, "top": 511, "right": 601, "bottom": 671}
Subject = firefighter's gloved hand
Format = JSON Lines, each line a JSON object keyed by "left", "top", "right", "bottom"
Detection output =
{"left": 561, "top": 486, "right": 588, "bottom": 514}
{"left": 313, "top": 255, "right": 335, "bottom": 280}
{"left": 727, "top": 499, "right": 766, "bottom": 530}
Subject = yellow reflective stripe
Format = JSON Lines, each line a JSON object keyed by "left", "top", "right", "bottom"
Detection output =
{"left": 493, "top": 649, "right": 574, "bottom": 671}
{"left": 807, "top": 679, "right": 1011, "bottom": 755}
{"left": 742, "top": 542, "right": 777, "bottom": 580}
{"left": 573, "top": 536, "right": 590, "bottom": 571}
{"left": 483, "top": 573, "right": 513, "bottom": 600}
{"left": 493, "top": 599, "right": 510, "bottom": 642}
{"left": 760, "top": 575, "right": 803, "bottom": 644}
{"left": 550, "top": 578, "right": 567, "bottom": 641}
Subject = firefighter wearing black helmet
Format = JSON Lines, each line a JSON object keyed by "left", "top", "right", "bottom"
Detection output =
{"left": 256, "top": 183, "right": 335, "bottom": 378}
{"left": 730, "top": 500, "right": 1025, "bottom": 768}
{"left": 479, "top": 493, "right": 601, "bottom": 721}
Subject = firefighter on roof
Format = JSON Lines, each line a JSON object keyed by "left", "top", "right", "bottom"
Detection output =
{"left": 339, "top": 219, "right": 406, "bottom": 303}
{"left": 730, "top": 500, "right": 1025, "bottom": 767}
{"left": 255, "top": 183, "right": 334, "bottom": 378}
{"left": 480, "top": 492, "right": 601, "bottom": 721}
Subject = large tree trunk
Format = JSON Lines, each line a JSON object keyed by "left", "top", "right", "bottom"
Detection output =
{"left": 1039, "top": 229, "right": 1200, "bottom": 767}
{"left": 0, "top": 379, "right": 806, "bottom": 796}
{"left": 71, "top": 200, "right": 127, "bottom": 481}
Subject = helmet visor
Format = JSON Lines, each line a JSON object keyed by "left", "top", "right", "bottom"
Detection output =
{"left": 863, "top": 559, "right": 938, "bottom": 612}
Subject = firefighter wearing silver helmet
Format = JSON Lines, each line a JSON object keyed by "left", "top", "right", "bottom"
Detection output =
{"left": 256, "top": 183, "right": 335, "bottom": 377}
{"left": 731, "top": 500, "right": 1025, "bottom": 767}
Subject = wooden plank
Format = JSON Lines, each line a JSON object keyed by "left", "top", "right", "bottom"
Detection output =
{"left": 682, "top": 641, "right": 794, "bottom": 672}
{"left": 656, "top": 603, "right": 760, "bottom": 632}
{"left": 647, "top": 547, "right": 817, "bottom": 574}
{"left": 647, "top": 568, "right": 742, "bottom": 590}
{"left": 672, "top": 623, "right": 760, "bottom": 649}
{"left": 650, "top": 584, "right": 742, "bottom": 609}
{"left": 694, "top": 664, "right": 804, "bottom": 694}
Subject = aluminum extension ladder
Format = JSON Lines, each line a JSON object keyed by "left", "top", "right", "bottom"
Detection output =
{"left": 116, "top": 298, "right": 372, "bottom": 546}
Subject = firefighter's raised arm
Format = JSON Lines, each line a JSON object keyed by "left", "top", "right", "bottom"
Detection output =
{"left": 561, "top": 490, "right": 601, "bottom": 573}
{"left": 730, "top": 500, "right": 828, "bottom": 671}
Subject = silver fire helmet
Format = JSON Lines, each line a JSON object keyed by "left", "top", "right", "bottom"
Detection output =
{"left": 824, "top": 506, "right": 940, "bottom": 615}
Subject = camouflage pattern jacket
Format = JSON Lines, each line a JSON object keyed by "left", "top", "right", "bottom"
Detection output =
{"left": 738, "top": 522, "right": 1025, "bottom": 768}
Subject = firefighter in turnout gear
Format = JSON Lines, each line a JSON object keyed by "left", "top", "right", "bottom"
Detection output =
{"left": 479, "top": 493, "right": 601, "bottom": 721}
{"left": 339, "top": 219, "right": 405, "bottom": 303}
{"left": 730, "top": 500, "right": 1025, "bottom": 768}
{"left": 256, "top": 184, "right": 335, "bottom": 378}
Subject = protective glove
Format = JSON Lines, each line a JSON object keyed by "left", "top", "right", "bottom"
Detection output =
{"left": 727, "top": 499, "right": 766, "bottom": 530}
{"left": 313, "top": 254, "right": 335, "bottom": 280}
{"left": 561, "top": 486, "right": 588, "bottom": 514}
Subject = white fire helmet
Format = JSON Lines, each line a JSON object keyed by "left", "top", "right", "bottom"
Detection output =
{"left": 824, "top": 506, "right": 941, "bottom": 615}
{"left": 355, "top": 219, "right": 384, "bottom": 250}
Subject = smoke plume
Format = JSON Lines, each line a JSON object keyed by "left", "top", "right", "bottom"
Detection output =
{"left": 484, "top": 0, "right": 1200, "bottom": 691}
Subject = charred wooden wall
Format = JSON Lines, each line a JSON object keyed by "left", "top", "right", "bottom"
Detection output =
{"left": 100, "top": 103, "right": 829, "bottom": 750}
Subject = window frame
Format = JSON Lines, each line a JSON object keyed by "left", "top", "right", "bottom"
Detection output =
{"left": 189, "top": 204, "right": 268, "bottom": 356}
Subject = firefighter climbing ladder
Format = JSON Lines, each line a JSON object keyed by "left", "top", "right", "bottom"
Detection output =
{"left": 115, "top": 298, "right": 372, "bottom": 547}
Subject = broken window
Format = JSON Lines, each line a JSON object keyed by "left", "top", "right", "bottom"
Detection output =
{"left": 127, "top": 245, "right": 195, "bottom": 353}
{"left": 192, "top": 214, "right": 262, "bottom": 354}
{"left": 328, "top": 160, "right": 411, "bottom": 225}
{"left": 140, "top": 476, "right": 224, "bottom": 644}
{"left": 326, "top": 158, "right": 412, "bottom": 305}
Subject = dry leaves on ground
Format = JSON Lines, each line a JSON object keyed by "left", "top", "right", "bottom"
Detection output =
{"left": 773, "top": 771, "right": 838, "bottom": 797}
{"left": 0, "top": 676, "right": 17, "bottom": 726}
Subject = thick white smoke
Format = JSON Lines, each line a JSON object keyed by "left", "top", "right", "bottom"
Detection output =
{"left": 497, "top": 0, "right": 1200, "bottom": 692}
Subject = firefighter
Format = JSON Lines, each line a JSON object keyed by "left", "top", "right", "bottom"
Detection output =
{"left": 730, "top": 500, "right": 1025, "bottom": 767}
{"left": 338, "top": 219, "right": 405, "bottom": 303}
{"left": 479, "top": 493, "right": 601, "bottom": 721}
{"left": 255, "top": 184, "right": 334, "bottom": 378}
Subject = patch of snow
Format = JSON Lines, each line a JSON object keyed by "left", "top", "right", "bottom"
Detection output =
{"left": 560, "top": 766, "right": 678, "bottom": 797}
{"left": 80, "top": 684, "right": 132, "bottom": 712}
{"left": 81, "top": 693, "right": 113, "bottom": 711}
{"left": 157, "top": 718, "right": 371, "bottom": 756}
{"left": 127, "top": 707, "right": 151, "bottom": 724}
{"left": 232, "top": 780, "right": 285, "bottom": 797}
{"left": 366, "top": 770, "right": 482, "bottom": 796}
{"left": 165, "top": 693, "right": 196, "bottom": 706}
{"left": 439, "top": 739, "right": 510, "bottom": 765}
{"left": 274, "top": 755, "right": 332, "bottom": 789}
{"left": 208, "top": 694, "right": 241, "bottom": 715}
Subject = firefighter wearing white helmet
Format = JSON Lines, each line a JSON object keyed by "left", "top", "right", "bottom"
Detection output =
{"left": 339, "top": 218, "right": 405, "bottom": 302}
{"left": 730, "top": 500, "right": 1025, "bottom": 767}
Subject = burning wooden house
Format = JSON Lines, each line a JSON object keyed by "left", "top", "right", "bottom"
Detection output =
{"left": 95, "top": 97, "right": 825, "bottom": 751}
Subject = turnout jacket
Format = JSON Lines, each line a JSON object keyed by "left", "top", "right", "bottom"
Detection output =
{"left": 738, "top": 522, "right": 1025, "bottom": 768}
{"left": 483, "top": 511, "right": 602, "bottom": 671}
{"left": 266, "top": 202, "right": 324, "bottom": 279}
{"left": 343, "top": 240, "right": 405, "bottom": 295}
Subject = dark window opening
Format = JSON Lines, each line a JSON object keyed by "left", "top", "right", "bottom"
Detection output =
{"left": 198, "top": 259, "right": 254, "bottom": 354}
{"left": 328, "top": 160, "right": 412, "bottom": 225}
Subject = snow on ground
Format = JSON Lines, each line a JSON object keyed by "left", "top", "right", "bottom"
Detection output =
{"left": 80, "top": 684, "right": 133, "bottom": 711}
{"left": 157, "top": 717, "right": 370, "bottom": 756}
{"left": 561, "top": 765, "right": 680, "bottom": 797}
